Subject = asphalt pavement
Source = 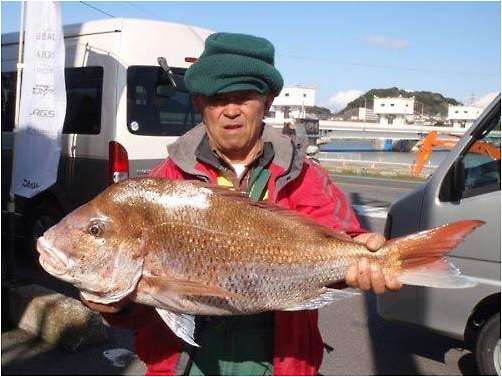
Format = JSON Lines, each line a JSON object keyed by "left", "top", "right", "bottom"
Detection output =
{"left": 2, "top": 322, "right": 146, "bottom": 375}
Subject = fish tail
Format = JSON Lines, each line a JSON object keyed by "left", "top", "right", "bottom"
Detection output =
{"left": 384, "top": 220, "right": 485, "bottom": 288}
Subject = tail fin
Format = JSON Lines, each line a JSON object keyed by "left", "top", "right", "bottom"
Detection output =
{"left": 385, "top": 220, "right": 485, "bottom": 288}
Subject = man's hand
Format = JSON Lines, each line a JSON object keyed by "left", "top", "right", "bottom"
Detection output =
{"left": 79, "top": 293, "right": 132, "bottom": 314}
{"left": 345, "top": 232, "right": 402, "bottom": 294}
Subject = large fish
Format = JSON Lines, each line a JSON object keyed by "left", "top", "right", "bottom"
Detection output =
{"left": 37, "top": 178, "right": 483, "bottom": 346}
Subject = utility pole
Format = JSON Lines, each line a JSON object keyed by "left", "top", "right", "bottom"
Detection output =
{"left": 469, "top": 90, "right": 476, "bottom": 106}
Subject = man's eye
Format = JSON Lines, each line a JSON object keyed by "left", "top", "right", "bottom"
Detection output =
{"left": 208, "top": 97, "right": 225, "bottom": 105}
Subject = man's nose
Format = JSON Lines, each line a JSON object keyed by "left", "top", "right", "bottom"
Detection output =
{"left": 223, "top": 102, "right": 241, "bottom": 118}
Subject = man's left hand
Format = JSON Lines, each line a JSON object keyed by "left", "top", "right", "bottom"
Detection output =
{"left": 345, "top": 232, "right": 402, "bottom": 294}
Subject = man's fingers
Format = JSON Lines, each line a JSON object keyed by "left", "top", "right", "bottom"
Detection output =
{"left": 384, "top": 274, "right": 403, "bottom": 292}
{"left": 353, "top": 233, "right": 371, "bottom": 244}
{"left": 345, "top": 265, "right": 358, "bottom": 288}
{"left": 370, "top": 263, "right": 386, "bottom": 294}
{"left": 353, "top": 233, "right": 386, "bottom": 252}
{"left": 366, "top": 233, "right": 386, "bottom": 251}
{"left": 356, "top": 258, "right": 371, "bottom": 290}
{"left": 79, "top": 293, "right": 129, "bottom": 313}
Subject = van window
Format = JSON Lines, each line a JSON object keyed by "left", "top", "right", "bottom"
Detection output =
{"left": 1, "top": 71, "right": 17, "bottom": 132}
{"left": 440, "top": 107, "right": 501, "bottom": 200}
{"left": 1, "top": 67, "right": 103, "bottom": 134}
{"left": 63, "top": 66, "right": 103, "bottom": 134}
{"left": 127, "top": 66, "right": 201, "bottom": 136}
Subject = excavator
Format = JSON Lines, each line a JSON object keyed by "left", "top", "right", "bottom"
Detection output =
{"left": 410, "top": 130, "right": 501, "bottom": 176}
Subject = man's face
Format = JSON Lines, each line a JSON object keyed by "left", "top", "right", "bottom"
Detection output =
{"left": 193, "top": 91, "right": 274, "bottom": 163}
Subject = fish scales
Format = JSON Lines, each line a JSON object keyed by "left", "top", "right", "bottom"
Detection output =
{"left": 110, "top": 180, "right": 387, "bottom": 314}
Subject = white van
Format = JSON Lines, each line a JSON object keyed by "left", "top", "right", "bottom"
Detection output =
{"left": 377, "top": 94, "right": 501, "bottom": 375}
{"left": 1, "top": 18, "right": 212, "bottom": 258}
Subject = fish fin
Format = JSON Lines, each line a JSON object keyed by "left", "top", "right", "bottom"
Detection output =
{"left": 396, "top": 260, "right": 476, "bottom": 288}
{"left": 155, "top": 308, "right": 199, "bottom": 347}
{"left": 144, "top": 275, "right": 244, "bottom": 300}
{"left": 252, "top": 205, "right": 353, "bottom": 242}
{"left": 386, "top": 220, "right": 484, "bottom": 288}
{"left": 282, "top": 288, "right": 360, "bottom": 311}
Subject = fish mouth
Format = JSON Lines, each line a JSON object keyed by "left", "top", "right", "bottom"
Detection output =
{"left": 37, "top": 236, "right": 69, "bottom": 276}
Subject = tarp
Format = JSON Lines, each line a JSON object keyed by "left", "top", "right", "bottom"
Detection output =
{"left": 10, "top": 1, "right": 66, "bottom": 198}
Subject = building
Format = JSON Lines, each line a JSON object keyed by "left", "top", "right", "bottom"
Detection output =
{"left": 358, "top": 107, "right": 378, "bottom": 122}
{"left": 373, "top": 95, "right": 415, "bottom": 125}
{"left": 338, "top": 107, "right": 378, "bottom": 122}
{"left": 271, "top": 85, "right": 315, "bottom": 120}
{"left": 447, "top": 105, "right": 483, "bottom": 128}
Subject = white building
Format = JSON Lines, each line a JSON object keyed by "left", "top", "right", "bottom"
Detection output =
{"left": 338, "top": 107, "right": 378, "bottom": 122}
{"left": 447, "top": 105, "right": 483, "bottom": 128}
{"left": 373, "top": 95, "right": 415, "bottom": 125}
{"left": 271, "top": 85, "right": 315, "bottom": 120}
{"left": 358, "top": 107, "right": 378, "bottom": 122}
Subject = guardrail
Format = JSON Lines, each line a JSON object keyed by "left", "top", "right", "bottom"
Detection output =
{"left": 265, "top": 118, "right": 501, "bottom": 142}
{"left": 317, "top": 151, "right": 438, "bottom": 177}
{"left": 265, "top": 117, "right": 468, "bottom": 135}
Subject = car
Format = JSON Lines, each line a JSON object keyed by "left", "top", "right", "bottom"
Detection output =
{"left": 378, "top": 94, "right": 501, "bottom": 375}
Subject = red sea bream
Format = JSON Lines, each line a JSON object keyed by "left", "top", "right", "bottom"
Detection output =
{"left": 37, "top": 178, "right": 482, "bottom": 346}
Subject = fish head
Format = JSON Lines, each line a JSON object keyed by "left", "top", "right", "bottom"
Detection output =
{"left": 37, "top": 193, "right": 146, "bottom": 304}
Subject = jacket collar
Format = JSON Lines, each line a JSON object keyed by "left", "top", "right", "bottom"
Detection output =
{"left": 167, "top": 123, "right": 304, "bottom": 195}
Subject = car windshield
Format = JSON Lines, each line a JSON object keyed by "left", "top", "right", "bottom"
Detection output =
{"left": 127, "top": 66, "right": 201, "bottom": 136}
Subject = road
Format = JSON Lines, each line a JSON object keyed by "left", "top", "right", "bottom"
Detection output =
{"left": 1, "top": 175, "right": 480, "bottom": 375}
{"left": 318, "top": 174, "right": 478, "bottom": 376}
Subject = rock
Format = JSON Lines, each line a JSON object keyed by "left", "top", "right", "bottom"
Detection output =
{"left": 8, "top": 284, "right": 108, "bottom": 351}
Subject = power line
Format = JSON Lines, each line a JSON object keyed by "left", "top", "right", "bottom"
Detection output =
{"left": 79, "top": 1, "right": 116, "bottom": 18}
{"left": 278, "top": 53, "right": 500, "bottom": 78}
{"left": 74, "top": 2, "right": 500, "bottom": 80}
{"left": 121, "top": 2, "right": 205, "bottom": 44}
{"left": 124, "top": 1, "right": 164, "bottom": 21}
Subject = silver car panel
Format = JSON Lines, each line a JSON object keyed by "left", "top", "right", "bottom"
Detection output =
{"left": 378, "top": 94, "right": 501, "bottom": 340}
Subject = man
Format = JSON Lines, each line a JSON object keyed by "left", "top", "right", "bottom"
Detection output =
{"left": 83, "top": 32, "right": 401, "bottom": 375}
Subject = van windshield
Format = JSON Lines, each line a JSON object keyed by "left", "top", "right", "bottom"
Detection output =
{"left": 127, "top": 66, "right": 201, "bottom": 136}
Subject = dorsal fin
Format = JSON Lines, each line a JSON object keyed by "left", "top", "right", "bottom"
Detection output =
{"left": 187, "top": 180, "right": 354, "bottom": 242}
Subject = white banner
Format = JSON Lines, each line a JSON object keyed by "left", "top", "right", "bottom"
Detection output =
{"left": 10, "top": 1, "right": 66, "bottom": 198}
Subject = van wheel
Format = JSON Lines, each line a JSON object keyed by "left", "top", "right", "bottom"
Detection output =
{"left": 476, "top": 313, "right": 501, "bottom": 375}
{"left": 24, "top": 202, "right": 63, "bottom": 265}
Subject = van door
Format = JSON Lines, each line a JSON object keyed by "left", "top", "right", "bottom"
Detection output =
{"left": 417, "top": 102, "right": 501, "bottom": 336}
{"left": 61, "top": 66, "right": 107, "bottom": 208}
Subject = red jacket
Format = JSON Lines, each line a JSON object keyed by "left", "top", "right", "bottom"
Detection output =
{"left": 104, "top": 124, "right": 364, "bottom": 375}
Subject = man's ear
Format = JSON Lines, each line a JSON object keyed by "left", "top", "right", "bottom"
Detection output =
{"left": 264, "top": 94, "right": 275, "bottom": 115}
{"left": 192, "top": 96, "right": 203, "bottom": 113}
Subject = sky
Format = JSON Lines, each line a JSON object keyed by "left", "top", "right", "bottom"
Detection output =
{"left": 1, "top": 1, "right": 501, "bottom": 112}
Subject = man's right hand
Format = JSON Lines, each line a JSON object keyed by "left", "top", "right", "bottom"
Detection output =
{"left": 79, "top": 293, "right": 132, "bottom": 314}
{"left": 80, "top": 293, "right": 160, "bottom": 331}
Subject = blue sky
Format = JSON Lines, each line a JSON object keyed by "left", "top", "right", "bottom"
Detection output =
{"left": 1, "top": 1, "right": 501, "bottom": 111}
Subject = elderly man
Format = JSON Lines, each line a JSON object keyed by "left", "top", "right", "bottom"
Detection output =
{"left": 84, "top": 32, "right": 401, "bottom": 376}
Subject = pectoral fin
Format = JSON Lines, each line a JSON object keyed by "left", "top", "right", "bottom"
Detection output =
{"left": 156, "top": 308, "right": 199, "bottom": 347}
{"left": 144, "top": 275, "right": 244, "bottom": 300}
{"left": 283, "top": 288, "right": 360, "bottom": 311}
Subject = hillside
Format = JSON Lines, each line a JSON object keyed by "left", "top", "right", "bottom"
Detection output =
{"left": 339, "top": 87, "right": 462, "bottom": 117}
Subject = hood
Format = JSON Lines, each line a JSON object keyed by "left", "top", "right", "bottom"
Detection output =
{"left": 167, "top": 123, "right": 305, "bottom": 196}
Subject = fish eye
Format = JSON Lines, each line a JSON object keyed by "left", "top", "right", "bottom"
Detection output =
{"left": 89, "top": 224, "right": 101, "bottom": 237}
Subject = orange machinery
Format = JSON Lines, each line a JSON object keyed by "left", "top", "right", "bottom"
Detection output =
{"left": 410, "top": 131, "right": 501, "bottom": 176}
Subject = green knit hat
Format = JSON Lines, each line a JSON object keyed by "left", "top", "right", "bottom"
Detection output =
{"left": 184, "top": 32, "right": 284, "bottom": 96}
